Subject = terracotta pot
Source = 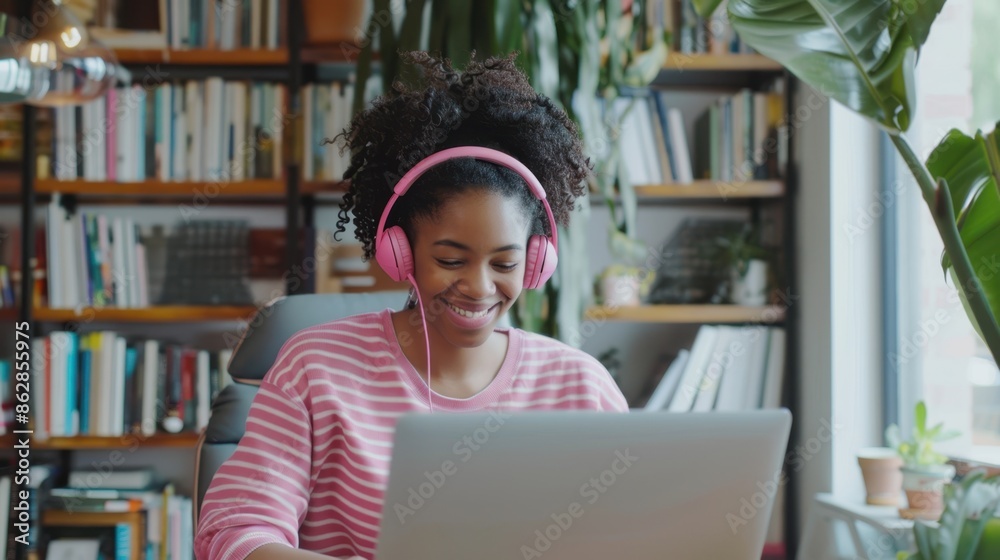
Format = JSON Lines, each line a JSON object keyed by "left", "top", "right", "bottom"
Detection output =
{"left": 857, "top": 447, "right": 903, "bottom": 506}
{"left": 303, "top": 0, "right": 367, "bottom": 46}
{"left": 899, "top": 464, "right": 956, "bottom": 519}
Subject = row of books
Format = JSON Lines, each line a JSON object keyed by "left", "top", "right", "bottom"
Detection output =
{"left": 4, "top": 462, "right": 193, "bottom": 560}
{"left": 640, "top": 325, "right": 786, "bottom": 413}
{"left": 693, "top": 87, "right": 787, "bottom": 183}
{"left": 43, "top": 196, "right": 161, "bottom": 309}
{"left": 29, "top": 331, "right": 234, "bottom": 440}
{"left": 613, "top": 92, "right": 695, "bottom": 185}
{"left": 168, "top": 0, "right": 287, "bottom": 51}
{"left": 614, "top": 85, "right": 783, "bottom": 186}
{"left": 46, "top": 80, "right": 287, "bottom": 183}
{"left": 301, "top": 79, "right": 382, "bottom": 182}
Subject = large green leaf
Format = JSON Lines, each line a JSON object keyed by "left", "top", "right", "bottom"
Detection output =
{"left": 723, "top": 0, "right": 921, "bottom": 134}
{"left": 494, "top": 0, "right": 524, "bottom": 55}
{"left": 900, "top": 0, "right": 948, "bottom": 52}
{"left": 926, "top": 125, "right": 1000, "bottom": 336}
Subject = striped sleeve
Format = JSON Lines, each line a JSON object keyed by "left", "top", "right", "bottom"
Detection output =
{"left": 194, "top": 376, "right": 313, "bottom": 560}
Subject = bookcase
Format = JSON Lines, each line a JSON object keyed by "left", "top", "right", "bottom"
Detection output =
{"left": 1, "top": 1, "right": 801, "bottom": 559}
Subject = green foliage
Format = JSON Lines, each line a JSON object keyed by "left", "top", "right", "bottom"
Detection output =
{"left": 715, "top": 222, "right": 770, "bottom": 277}
{"left": 885, "top": 401, "right": 960, "bottom": 469}
{"left": 693, "top": 0, "right": 1000, "bottom": 365}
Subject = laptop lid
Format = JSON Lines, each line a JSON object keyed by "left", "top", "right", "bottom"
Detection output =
{"left": 376, "top": 409, "right": 792, "bottom": 560}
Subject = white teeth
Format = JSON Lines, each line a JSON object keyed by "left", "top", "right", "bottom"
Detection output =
{"left": 447, "top": 302, "right": 490, "bottom": 318}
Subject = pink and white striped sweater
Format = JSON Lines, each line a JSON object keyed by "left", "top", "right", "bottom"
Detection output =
{"left": 194, "top": 309, "right": 628, "bottom": 560}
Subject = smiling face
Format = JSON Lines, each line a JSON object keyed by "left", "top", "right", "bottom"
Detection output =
{"left": 409, "top": 188, "right": 532, "bottom": 348}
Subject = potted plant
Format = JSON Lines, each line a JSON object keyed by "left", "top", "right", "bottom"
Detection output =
{"left": 885, "top": 401, "right": 961, "bottom": 520}
{"left": 896, "top": 470, "right": 1000, "bottom": 560}
{"left": 857, "top": 446, "right": 904, "bottom": 506}
{"left": 716, "top": 222, "right": 770, "bottom": 306}
{"left": 596, "top": 263, "right": 655, "bottom": 307}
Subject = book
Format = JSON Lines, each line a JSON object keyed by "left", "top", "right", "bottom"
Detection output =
{"left": 68, "top": 468, "right": 156, "bottom": 490}
{"left": 643, "top": 350, "right": 689, "bottom": 411}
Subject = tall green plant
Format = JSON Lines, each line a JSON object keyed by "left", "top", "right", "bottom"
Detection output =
{"left": 351, "top": 1, "right": 666, "bottom": 344}
{"left": 692, "top": 0, "right": 1000, "bottom": 365}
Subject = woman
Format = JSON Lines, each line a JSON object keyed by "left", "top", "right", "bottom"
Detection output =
{"left": 194, "top": 52, "right": 628, "bottom": 560}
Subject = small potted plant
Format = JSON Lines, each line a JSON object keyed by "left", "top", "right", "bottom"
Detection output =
{"left": 716, "top": 222, "right": 771, "bottom": 306}
{"left": 857, "top": 446, "right": 904, "bottom": 506}
{"left": 896, "top": 470, "right": 1000, "bottom": 560}
{"left": 596, "top": 263, "right": 655, "bottom": 307}
{"left": 885, "top": 401, "right": 961, "bottom": 520}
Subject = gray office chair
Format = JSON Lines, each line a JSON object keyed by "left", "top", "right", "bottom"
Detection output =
{"left": 193, "top": 291, "right": 408, "bottom": 526}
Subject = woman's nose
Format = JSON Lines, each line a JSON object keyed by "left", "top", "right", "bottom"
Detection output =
{"left": 459, "top": 265, "right": 497, "bottom": 299}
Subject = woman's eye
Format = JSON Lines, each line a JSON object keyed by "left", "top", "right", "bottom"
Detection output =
{"left": 494, "top": 263, "right": 518, "bottom": 272}
{"left": 436, "top": 259, "right": 462, "bottom": 268}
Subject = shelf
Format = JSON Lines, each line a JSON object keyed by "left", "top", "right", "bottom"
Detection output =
{"left": 663, "top": 53, "right": 783, "bottom": 72}
{"left": 33, "top": 306, "right": 258, "bottom": 323}
{"left": 2, "top": 433, "right": 201, "bottom": 450}
{"left": 303, "top": 180, "right": 350, "bottom": 194}
{"left": 0, "top": 172, "right": 18, "bottom": 196}
{"left": 634, "top": 180, "right": 784, "bottom": 199}
{"left": 114, "top": 48, "right": 289, "bottom": 65}
{"left": 585, "top": 304, "right": 786, "bottom": 324}
{"left": 0, "top": 308, "right": 17, "bottom": 321}
{"left": 34, "top": 179, "right": 347, "bottom": 199}
{"left": 301, "top": 45, "right": 368, "bottom": 64}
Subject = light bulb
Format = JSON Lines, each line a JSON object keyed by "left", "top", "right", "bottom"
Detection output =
{"left": 0, "top": 1, "right": 119, "bottom": 107}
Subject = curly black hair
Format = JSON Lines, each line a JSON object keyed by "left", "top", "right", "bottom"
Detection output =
{"left": 333, "top": 51, "right": 591, "bottom": 260}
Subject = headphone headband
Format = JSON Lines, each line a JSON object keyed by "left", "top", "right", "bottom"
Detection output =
{"left": 374, "top": 147, "right": 559, "bottom": 251}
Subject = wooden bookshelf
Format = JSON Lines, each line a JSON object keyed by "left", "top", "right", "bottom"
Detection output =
{"left": 33, "top": 306, "right": 258, "bottom": 323}
{"left": 663, "top": 53, "right": 783, "bottom": 72}
{"left": 0, "top": 308, "right": 17, "bottom": 321}
{"left": 0, "top": 172, "right": 18, "bottom": 196}
{"left": 0, "top": 433, "right": 201, "bottom": 449}
{"left": 303, "top": 180, "right": 350, "bottom": 194}
{"left": 634, "top": 180, "right": 784, "bottom": 199}
{"left": 301, "top": 45, "right": 368, "bottom": 64}
{"left": 113, "top": 48, "right": 289, "bottom": 65}
{"left": 7, "top": 433, "right": 202, "bottom": 450}
{"left": 584, "top": 304, "right": 786, "bottom": 324}
{"left": 34, "top": 179, "right": 347, "bottom": 199}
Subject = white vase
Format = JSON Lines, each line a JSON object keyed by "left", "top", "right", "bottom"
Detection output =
{"left": 730, "top": 259, "right": 768, "bottom": 305}
{"left": 601, "top": 273, "right": 642, "bottom": 307}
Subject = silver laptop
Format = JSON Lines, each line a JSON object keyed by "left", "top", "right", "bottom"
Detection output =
{"left": 376, "top": 409, "right": 792, "bottom": 560}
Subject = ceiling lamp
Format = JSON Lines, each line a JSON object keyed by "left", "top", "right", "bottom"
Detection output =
{"left": 0, "top": 0, "right": 119, "bottom": 106}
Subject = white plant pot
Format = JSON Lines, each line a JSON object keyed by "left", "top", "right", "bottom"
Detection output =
{"left": 601, "top": 273, "right": 642, "bottom": 307}
{"left": 900, "top": 464, "right": 955, "bottom": 492}
{"left": 730, "top": 259, "right": 768, "bottom": 305}
{"left": 899, "top": 464, "right": 955, "bottom": 518}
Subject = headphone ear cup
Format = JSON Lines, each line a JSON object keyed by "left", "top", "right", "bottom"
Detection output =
{"left": 376, "top": 226, "right": 414, "bottom": 282}
{"left": 523, "top": 235, "right": 558, "bottom": 290}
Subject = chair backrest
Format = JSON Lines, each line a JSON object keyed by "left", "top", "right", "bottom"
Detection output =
{"left": 193, "top": 291, "right": 409, "bottom": 526}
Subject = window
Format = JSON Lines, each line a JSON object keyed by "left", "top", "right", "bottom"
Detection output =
{"left": 890, "top": 0, "right": 1000, "bottom": 464}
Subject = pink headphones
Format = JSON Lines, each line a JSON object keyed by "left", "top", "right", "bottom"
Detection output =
{"left": 374, "top": 146, "right": 559, "bottom": 290}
